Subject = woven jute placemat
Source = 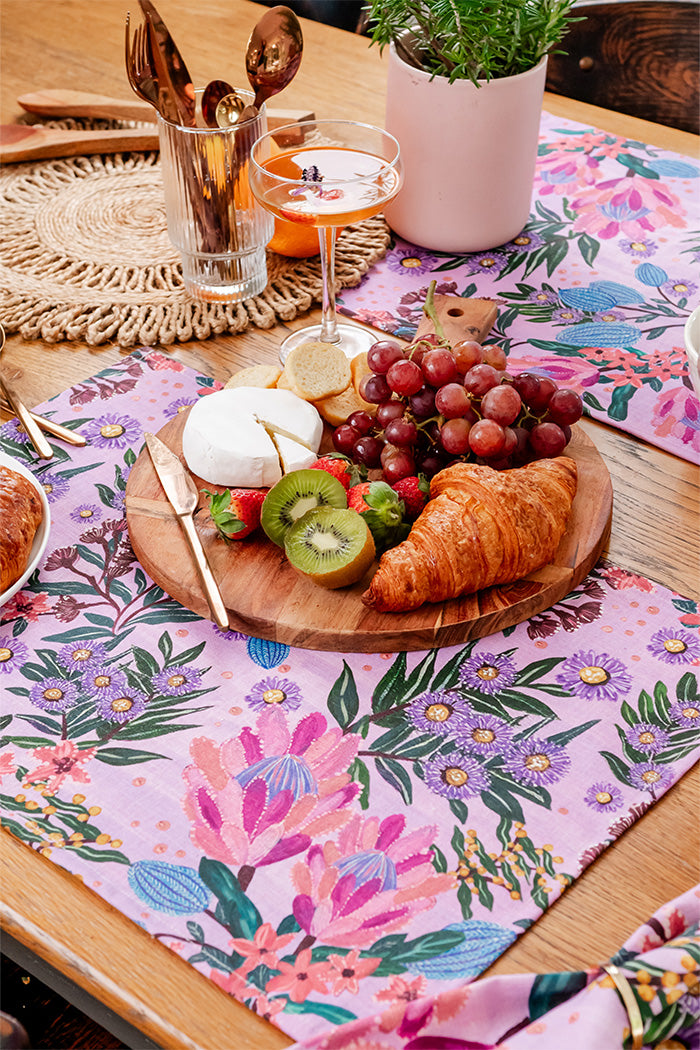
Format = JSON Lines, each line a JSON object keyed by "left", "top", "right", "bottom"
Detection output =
{"left": 0, "top": 145, "right": 391, "bottom": 347}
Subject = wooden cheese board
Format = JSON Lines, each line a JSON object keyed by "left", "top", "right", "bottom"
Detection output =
{"left": 125, "top": 411, "right": 613, "bottom": 653}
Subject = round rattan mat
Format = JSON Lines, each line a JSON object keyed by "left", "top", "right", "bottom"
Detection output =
{"left": 0, "top": 147, "right": 391, "bottom": 347}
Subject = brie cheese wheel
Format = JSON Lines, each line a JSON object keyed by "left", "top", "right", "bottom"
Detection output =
{"left": 182, "top": 387, "right": 323, "bottom": 488}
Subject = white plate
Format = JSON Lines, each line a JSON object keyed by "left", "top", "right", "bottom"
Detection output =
{"left": 0, "top": 451, "right": 51, "bottom": 607}
{"left": 683, "top": 304, "right": 700, "bottom": 401}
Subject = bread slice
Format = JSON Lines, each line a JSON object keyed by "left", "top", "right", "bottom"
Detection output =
{"left": 282, "top": 341, "right": 351, "bottom": 401}
{"left": 350, "top": 352, "right": 372, "bottom": 398}
{"left": 314, "top": 383, "right": 376, "bottom": 426}
{"left": 225, "top": 365, "right": 282, "bottom": 390}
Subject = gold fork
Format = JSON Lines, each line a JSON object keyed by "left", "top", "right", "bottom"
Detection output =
{"left": 125, "top": 12, "right": 165, "bottom": 119}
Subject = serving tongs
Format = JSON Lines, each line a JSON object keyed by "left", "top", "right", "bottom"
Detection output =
{"left": 0, "top": 325, "right": 87, "bottom": 458}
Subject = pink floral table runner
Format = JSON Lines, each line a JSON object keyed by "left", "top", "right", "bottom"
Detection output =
{"left": 338, "top": 111, "right": 700, "bottom": 464}
{"left": 0, "top": 350, "right": 698, "bottom": 1045}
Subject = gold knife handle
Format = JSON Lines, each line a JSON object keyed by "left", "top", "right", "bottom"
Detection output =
{"left": 179, "top": 513, "right": 229, "bottom": 630}
{"left": 30, "top": 412, "right": 87, "bottom": 446}
{"left": 1, "top": 377, "right": 53, "bottom": 459}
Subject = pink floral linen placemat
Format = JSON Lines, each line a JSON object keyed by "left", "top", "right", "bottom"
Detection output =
{"left": 0, "top": 350, "right": 698, "bottom": 1045}
{"left": 337, "top": 111, "right": 700, "bottom": 464}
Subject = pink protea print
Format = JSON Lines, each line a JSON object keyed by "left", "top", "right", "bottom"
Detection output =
{"left": 290, "top": 813, "right": 455, "bottom": 949}
{"left": 570, "top": 174, "right": 686, "bottom": 240}
{"left": 0, "top": 751, "right": 17, "bottom": 784}
{"left": 182, "top": 708, "right": 360, "bottom": 869}
{"left": 652, "top": 385, "right": 700, "bottom": 454}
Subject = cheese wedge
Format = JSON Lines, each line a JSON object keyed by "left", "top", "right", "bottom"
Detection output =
{"left": 182, "top": 388, "right": 323, "bottom": 488}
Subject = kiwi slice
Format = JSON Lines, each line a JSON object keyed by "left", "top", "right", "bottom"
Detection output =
{"left": 284, "top": 507, "right": 376, "bottom": 589}
{"left": 261, "top": 468, "right": 347, "bottom": 547}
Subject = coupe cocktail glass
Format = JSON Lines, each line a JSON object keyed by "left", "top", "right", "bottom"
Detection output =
{"left": 249, "top": 119, "right": 402, "bottom": 361}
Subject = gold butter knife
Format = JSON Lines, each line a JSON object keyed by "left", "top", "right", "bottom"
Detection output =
{"left": 144, "top": 432, "right": 229, "bottom": 630}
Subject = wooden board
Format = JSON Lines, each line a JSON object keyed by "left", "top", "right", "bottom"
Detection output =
{"left": 125, "top": 412, "right": 612, "bottom": 652}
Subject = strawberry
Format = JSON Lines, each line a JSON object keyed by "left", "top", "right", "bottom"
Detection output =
{"left": 347, "top": 480, "right": 410, "bottom": 552}
{"left": 309, "top": 454, "right": 362, "bottom": 491}
{"left": 203, "top": 488, "right": 265, "bottom": 541}
{"left": 391, "top": 475, "right": 430, "bottom": 519}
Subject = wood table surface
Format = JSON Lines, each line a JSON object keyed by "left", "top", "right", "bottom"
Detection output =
{"left": 1, "top": 3, "right": 699, "bottom": 1048}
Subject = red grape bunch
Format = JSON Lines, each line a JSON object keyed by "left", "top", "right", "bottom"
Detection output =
{"left": 332, "top": 335, "right": 583, "bottom": 485}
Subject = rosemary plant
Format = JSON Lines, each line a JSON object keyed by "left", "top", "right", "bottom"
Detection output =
{"left": 365, "top": 0, "right": 579, "bottom": 86}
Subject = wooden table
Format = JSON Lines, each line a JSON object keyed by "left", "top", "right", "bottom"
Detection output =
{"left": 1, "top": 3, "right": 698, "bottom": 1048}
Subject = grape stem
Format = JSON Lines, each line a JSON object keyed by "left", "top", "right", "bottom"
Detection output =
{"left": 422, "top": 280, "right": 447, "bottom": 343}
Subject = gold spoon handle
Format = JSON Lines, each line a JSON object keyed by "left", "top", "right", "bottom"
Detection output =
{"left": 1, "top": 375, "right": 54, "bottom": 459}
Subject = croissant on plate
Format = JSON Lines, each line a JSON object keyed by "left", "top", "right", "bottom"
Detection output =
{"left": 363, "top": 457, "right": 578, "bottom": 613}
{"left": 0, "top": 465, "right": 44, "bottom": 593}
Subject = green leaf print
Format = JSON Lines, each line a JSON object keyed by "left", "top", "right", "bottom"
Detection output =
{"left": 199, "top": 858, "right": 262, "bottom": 940}
{"left": 528, "top": 970, "right": 588, "bottom": 1019}
{"left": 327, "top": 660, "right": 360, "bottom": 729}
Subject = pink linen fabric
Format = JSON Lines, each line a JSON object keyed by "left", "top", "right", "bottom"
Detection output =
{"left": 288, "top": 885, "right": 700, "bottom": 1049}
{"left": 0, "top": 350, "right": 698, "bottom": 1043}
{"left": 337, "top": 111, "right": 700, "bottom": 463}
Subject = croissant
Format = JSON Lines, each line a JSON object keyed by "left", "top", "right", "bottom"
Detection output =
{"left": 363, "top": 457, "right": 577, "bottom": 613}
{"left": 0, "top": 465, "right": 44, "bottom": 593}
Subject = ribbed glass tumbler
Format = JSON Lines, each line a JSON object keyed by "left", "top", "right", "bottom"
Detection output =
{"left": 157, "top": 95, "right": 274, "bottom": 302}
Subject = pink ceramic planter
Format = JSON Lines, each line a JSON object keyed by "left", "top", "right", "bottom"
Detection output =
{"left": 384, "top": 48, "right": 548, "bottom": 252}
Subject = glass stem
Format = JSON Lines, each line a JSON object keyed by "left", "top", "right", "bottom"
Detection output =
{"left": 318, "top": 225, "right": 340, "bottom": 344}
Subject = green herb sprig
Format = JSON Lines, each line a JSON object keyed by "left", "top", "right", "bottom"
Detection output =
{"left": 366, "top": 0, "right": 579, "bottom": 86}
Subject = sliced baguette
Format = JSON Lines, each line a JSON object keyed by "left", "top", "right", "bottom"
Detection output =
{"left": 282, "top": 341, "right": 351, "bottom": 401}
{"left": 314, "top": 383, "right": 376, "bottom": 426}
{"left": 350, "top": 352, "right": 372, "bottom": 398}
{"left": 225, "top": 365, "right": 282, "bottom": 390}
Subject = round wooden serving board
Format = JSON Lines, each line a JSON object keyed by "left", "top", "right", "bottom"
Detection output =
{"left": 125, "top": 413, "right": 612, "bottom": 653}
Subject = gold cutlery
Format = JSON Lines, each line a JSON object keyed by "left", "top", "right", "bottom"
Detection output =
{"left": 0, "top": 373, "right": 53, "bottom": 459}
{"left": 144, "top": 432, "right": 229, "bottom": 630}
{"left": 0, "top": 397, "right": 87, "bottom": 447}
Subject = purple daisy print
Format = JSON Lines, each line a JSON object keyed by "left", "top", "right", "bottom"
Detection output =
{"left": 405, "top": 691, "right": 471, "bottom": 737}
{"left": 39, "top": 472, "right": 71, "bottom": 503}
{"left": 629, "top": 761, "right": 674, "bottom": 794}
{"left": 552, "top": 306, "right": 586, "bottom": 325}
{"left": 29, "top": 677, "right": 79, "bottom": 712}
{"left": 620, "top": 238, "right": 658, "bottom": 258}
{"left": 556, "top": 650, "right": 633, "bottom": 702}
{"left": 1, "top": 419, "right": 31, "bottom": 445}
{"left": 647, "top": 627, "right": 700, "bottom": 664}
{"left": 152, "top": 665, "right": 202, "bottom": 697}
{"left": 81, "top": 413, "right": 141, "bottom": 449}
{"left": 96, "top": 686, "right": 148, "bottom": 723}
{"left": 625, "top": 722, "right": 670, "bottom": 754}
{"left": 57, "top": 640, "right": 110, "bottom": 674}
{"left": 504, "top": 231, "right": 544, "bottom": 253}
{"left": 459, "top": 652, "right": 517, "bottom": 695}
{"left": 245, "top": 676, "right": 303, "bottom": 713}
{"left": 457, "top": 712, "right": 513, "bottom": 754}
{"left": 387, "top": 248, "right": 440, "bottom": 276}
{"left": 528, "top": 289, "right": 560, "bottom": 306}
{"left": 465, "top": 251, "right": 507, "bottom": 276}
{"left": 163, "top": 397, "right": 198, "bottom": 419}
{"left": 0, "top": 636, "right": 29, "bottom": 674}
{"left": 504, "top": 737, "right": 571, "bottom": 787}
{"left": 70, "top": 504, "right": 102, "bottom": 525}
{"left": 584, "top": 781, "right": 625, "bottom": 812}
{"left": 81, "top": 664, "right": 128, "bottom": 696}
{"left": 424, "top": 750, "right": 490, "bottom": 800}
{"left": 669, "top": 702, "right": 700, "bottom": 729}
{"left": 661, "top": 278, "right": 697, "bottom": 301}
